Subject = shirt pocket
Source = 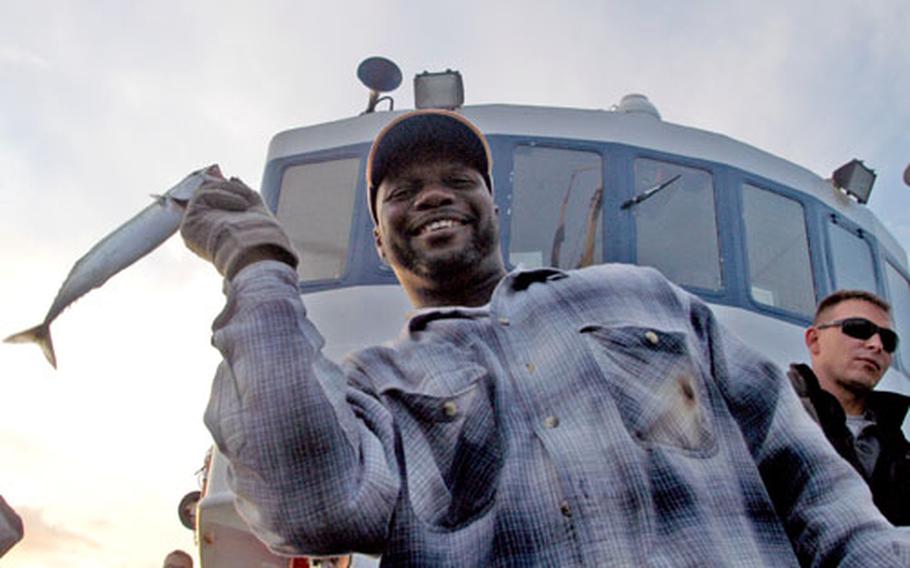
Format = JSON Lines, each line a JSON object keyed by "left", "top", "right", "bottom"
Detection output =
{"left": 580, "top": 323, "right": 716, "bottom": 456}
{"left": 382, "top": 364, "right": 501, "bottom": 530}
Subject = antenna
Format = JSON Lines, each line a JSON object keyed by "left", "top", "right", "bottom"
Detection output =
{"left": 357, "top": 56, "right": 402, "bottom": 114}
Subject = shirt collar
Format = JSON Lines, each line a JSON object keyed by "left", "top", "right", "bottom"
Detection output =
{"left": 406, "top": 266, "right": 569, "bottom": 331}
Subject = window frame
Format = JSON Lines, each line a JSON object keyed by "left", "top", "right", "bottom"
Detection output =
{"left": 257, "top": 135, "right": 901, "bottom": 343}
{"left": 823, "top": 212, "right": 883, "bottom": 296}
{"left": 626, "top": 153, "right": 725, "bottom": 295}
{"left": 735, "top": 176, "right": 818, "bottom": 322}
{"left": 262, "top": 143, "right": 381, "bottom": 292}
{"left": 882, "top": 254, "right": 910, "bottom": 373}
{"left": 505, "top": 142, "right": 608, "bottom": 271}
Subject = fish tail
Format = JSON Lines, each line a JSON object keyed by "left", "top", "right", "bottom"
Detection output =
{"left": 4, "top": 323, "right": 57, "bottom": 369}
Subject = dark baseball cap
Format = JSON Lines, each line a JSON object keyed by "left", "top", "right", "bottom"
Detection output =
{"left": 365, "top": 109, "right": 493, "bottom": 224}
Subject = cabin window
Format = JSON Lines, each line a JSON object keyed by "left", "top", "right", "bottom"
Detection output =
{"left": 632, "top": 158, "right": 721, "bottom": 290}
{"left": 885, "top": 262, "right": 910, "bottom": 366}
{"left": 828, "top": 221, "right": 877, "bottom": 294}
{"left": 276, "top": 157, "right": 360, "bottom": 281}
{"left": 742, "top": 184, "right": 815, "bottom": 316}
{"left": 509, "top": 146, "right": 603, "bottom": 269}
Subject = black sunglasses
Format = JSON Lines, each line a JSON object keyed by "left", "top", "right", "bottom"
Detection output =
{"left": 816, "top": 317, "right": 899, "bottom": 354}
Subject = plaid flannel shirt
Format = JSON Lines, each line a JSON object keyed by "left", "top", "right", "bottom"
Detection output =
{"left": 205, "top": 261, "right": 910, "bottom": 567}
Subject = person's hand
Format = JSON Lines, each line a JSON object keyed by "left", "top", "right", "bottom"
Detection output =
{"left": 180, "top": 176, "right": 297, "bottom": 279}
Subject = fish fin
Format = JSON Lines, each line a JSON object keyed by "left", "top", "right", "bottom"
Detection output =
{"left": 204, "top": 164, "right": 224, "bottom": 179}
{"left": 4, "top": 323, "right": 57, "bottom": 369}
{"left": 150, "top": 193, "right": 167, "bottom": 205}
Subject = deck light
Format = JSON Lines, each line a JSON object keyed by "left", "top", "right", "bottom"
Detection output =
{"left": 832, "top": 159, "right": 876, "bottom": 204}
{"left": 414, "top": 69, "right": 464, "bottom": 110}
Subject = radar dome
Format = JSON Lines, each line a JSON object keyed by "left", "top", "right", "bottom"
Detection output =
{"left": 617, "top": 94, "right": 661, "bottom": 120}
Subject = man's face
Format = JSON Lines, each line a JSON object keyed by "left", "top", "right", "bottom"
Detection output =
{"left": 807, "top": 299, "right": 893, "bottom": 396}
{"left": 373, "top": 156, "right": 502, "bottom": 290}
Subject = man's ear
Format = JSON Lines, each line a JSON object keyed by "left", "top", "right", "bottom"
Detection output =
{"left": 805, "top": 326, "right": 821, "bottom": 355}
{"left": 373, "top": 226, "right": 387, "bottom": 261}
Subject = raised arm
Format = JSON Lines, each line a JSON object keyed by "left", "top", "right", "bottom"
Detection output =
{"left": 181, "top": 178, "right": 399, "bottom": 556}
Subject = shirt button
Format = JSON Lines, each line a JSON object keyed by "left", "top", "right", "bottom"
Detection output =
{"left": 560, "top": 501, "right": 572, "bottom": 517}
{"left": 442, "top": 401, "right": 458, "bottom": 418}
{"left": 543, "top": 415, "right": 560, "bottom": 429}
{"left": 498, "top": 317, "right": 511, "bottom": 326}
{"left": 644, "top": 330, "right": 659, "bottom": 345}
{"left": 526, "top": 362, "right": 536, "bottom": 374}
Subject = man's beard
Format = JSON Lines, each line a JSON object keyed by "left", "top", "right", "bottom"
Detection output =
{"left": 387, "top": 218, "right": 499, "bottom": 284}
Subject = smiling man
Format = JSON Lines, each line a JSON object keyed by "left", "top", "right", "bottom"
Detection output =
{"left": 789, "top": 290, "right": 910, "bottom": 525}
{"left": 366, "top": 112, "right": 505, "bottom": 308}
{"left": 180, "top": 110, "right": 910, "bottom": 566}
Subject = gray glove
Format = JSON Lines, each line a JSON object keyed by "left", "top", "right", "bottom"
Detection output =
{"left": 180, "top": 177, "right": 298, "bottom": 279}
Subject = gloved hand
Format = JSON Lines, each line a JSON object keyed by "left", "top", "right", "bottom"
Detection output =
{"left": 180, "top": 176, "right": 298, "bottom": 279}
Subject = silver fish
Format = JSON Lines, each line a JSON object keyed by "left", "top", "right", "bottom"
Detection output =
{"left": 5, "top": 164, "right": 221, "bottom": 368}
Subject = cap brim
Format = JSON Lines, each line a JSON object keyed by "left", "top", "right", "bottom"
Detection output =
{"left": 366, "top": 110, "right": 492, "bottom": 223}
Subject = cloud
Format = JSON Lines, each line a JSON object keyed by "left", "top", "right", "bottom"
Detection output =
{"left": 10, "top": 506, "right": 100, "bottom": 554}
{"left": 0, "top": 46, "right": 49, "bottom": 69}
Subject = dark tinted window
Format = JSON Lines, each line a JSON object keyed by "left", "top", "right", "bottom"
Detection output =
{"left": 742, "top": 184, "right": 815, "bottom": 315}
{"left": 276, "top": 158, "right": 360, "bottom": 281}
{"left": 829, "top": 221, "right": 877, "bottom": 293}
{"left": 510, "top": 146, "right": 603, "bottom": 269}
{"left": 632, "top": 158, "right": 721, "bottom": 290}
{"left": 885, "top": 262, "right": 910, "bottom": 366}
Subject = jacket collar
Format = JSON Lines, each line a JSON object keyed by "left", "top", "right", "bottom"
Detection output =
{"left": 788, "top": 363, "right": 910, "bottom": 427}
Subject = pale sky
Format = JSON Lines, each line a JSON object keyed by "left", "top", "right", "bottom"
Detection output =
{"left": 1, "top": 1, "right": 909, "bottom": 566}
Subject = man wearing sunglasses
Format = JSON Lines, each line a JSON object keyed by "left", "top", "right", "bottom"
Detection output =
{"left": 789, "top": 289, "right": 910, "bottom": 525}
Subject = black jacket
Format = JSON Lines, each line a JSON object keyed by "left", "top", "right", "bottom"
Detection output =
{"left": 788, "top": 363, "right": 910, "bottom": 526}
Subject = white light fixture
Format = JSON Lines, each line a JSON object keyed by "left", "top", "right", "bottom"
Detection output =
{"left": 832, "top": 159, "right": 876, "bottom": 204}
{"left": 414, "top": 69, "right": 464, "bottom": 110}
